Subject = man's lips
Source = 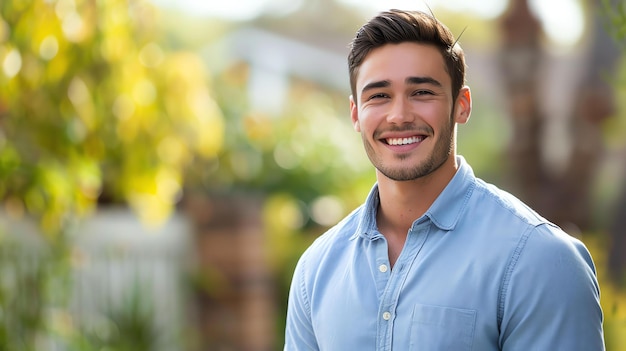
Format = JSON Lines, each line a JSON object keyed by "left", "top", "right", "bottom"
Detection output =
{"left": 376, "top": 126, "right": 432, "bottom": 146}
{"left": 384, "top": 136, "right": 425, "bottom": 145}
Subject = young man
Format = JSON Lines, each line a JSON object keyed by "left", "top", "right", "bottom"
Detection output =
{"left": 285, "top": 9, "right": 604, "bottom": 350}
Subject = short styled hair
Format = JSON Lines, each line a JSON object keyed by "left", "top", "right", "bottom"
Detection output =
{"left": 348, "top": 9, "right": 466, "bottom": 103}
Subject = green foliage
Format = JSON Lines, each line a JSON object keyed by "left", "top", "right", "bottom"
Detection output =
{"left": 0, "top": 233, "right": 73, "bottom": 351}
{"left": 192, "top": 64, "right": 375, "bottom": 228}
{"left": 599, "top": 1, "right": 626, "bottom": 348}
{"left": 0, "top": 0, "right": 224, "bottom": 232}
{"left": 71, "top": 281, "right": 158, "bottom": 351}
{"left": 601, "top": 0, "right": 626, "bottom": 149}
{"left": 603, "top": 0, "right": 626, "bottom": 44}
{"left": 0, "top": 0, "right": 222, "bottom": 349}
{"left": 584, "top": 234, "right": 626, "bottom": 351}
{"left": 0, "top": 244, "right": 45, "bottom": 350}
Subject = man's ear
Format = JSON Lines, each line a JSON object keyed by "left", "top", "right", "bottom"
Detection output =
{"left": 454, "top": 86, "right": 472, "bottom": 124}
{"left": 350, "top": 95, "right": 361, "bottom": 132}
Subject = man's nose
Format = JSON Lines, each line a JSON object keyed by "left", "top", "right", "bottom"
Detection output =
{"left": 386, "top": 97, "right": 414, "bottom": 125}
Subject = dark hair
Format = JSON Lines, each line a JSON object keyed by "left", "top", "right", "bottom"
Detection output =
{"left": 348, "top": 9, "right": 466, "bottom": 103}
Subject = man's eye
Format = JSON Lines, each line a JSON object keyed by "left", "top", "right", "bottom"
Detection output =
{"left": 413, "top": 90, "right": 434, "bottom": 96}
{"left": 369, "top": 93, "right": 388, "bottom": 100}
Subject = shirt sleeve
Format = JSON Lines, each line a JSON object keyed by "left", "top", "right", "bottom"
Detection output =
{"left": 498, "top": 224, "right": 605, "bottom": 350}
{"left": 284, "top": 254, "right": 319, "bottom": 351}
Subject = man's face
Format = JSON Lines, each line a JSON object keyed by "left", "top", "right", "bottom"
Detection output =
{"left": 350, "top": 42, "right": 470, "bottom": 182}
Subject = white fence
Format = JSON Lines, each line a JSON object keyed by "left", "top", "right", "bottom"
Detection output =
{"left": 0, "top": 208, "right": 194, "bottom": 350}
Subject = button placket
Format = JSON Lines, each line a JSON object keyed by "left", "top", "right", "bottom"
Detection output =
{"left": 376, "top": 223, "right": 431, "bottom": 350}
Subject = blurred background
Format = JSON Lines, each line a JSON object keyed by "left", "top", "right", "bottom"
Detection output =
{"left": 0, "top": 0, "right": 625, "bottom": 350}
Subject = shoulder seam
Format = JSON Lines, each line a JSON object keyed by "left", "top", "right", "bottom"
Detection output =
{"left": 473, "top": 181, "right": 547, "bottom": 228}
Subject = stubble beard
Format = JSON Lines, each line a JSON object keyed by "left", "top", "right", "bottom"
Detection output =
{"left": 363, "top": 117, "right": 455, "bottom": 182}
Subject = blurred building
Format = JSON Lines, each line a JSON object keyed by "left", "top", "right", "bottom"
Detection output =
{"left": 205, "top": 26, "right": 349, "bottom": 115}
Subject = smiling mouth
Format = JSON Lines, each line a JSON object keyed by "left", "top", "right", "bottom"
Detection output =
{"left": 384, "top": 136, "right": 425, "bottom": 145}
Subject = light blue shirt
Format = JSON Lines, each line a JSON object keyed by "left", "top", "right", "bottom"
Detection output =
{"left": 285, "top": 156, "right": 604, "bottom": 350}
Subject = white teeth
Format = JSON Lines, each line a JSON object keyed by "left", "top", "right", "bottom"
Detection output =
{"left": 386, "top": 136, "right": 422, "bottom": 145}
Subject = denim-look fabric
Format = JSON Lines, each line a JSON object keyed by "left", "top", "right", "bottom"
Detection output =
{"left": 285, "top": 156, "right": 604, "bottom": 351}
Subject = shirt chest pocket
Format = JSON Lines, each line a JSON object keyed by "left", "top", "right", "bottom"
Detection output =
{"left": 409, "top": 304, "right": 477, "bottom": 351}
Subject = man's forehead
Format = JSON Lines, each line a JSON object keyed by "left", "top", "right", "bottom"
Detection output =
{"left": 355, "top": 43, "right": 450, "bottom": 90}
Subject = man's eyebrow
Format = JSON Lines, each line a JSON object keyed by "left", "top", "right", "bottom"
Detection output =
{"left": 406, "top": 76, "right": 443, "bottom": 87}
{"left": 361, "top": 80, "right": 390, "bottom": 96}
{"left": 359, "top": 77, "right": 443, "bottom": 97}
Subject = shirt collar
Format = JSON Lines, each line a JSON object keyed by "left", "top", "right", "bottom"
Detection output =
{"left": 352, "top": 182, "right": 381, "bottom": 240}
{"left": 424, "top": 155, "right": 476, "bottom": 231}
{"left": 352, "top": 155, "right": 476, "bottom": 240}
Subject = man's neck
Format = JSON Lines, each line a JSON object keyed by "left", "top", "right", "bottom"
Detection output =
{"left": 375, "top": 157, "right": 459, "bottom": 265}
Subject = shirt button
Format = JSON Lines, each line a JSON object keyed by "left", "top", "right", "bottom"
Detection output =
{"left": 379, "top": 264, "right": 388, "bottom": 273}
{"left": 382, "top": 311, "right": 391, "bottom": 320}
